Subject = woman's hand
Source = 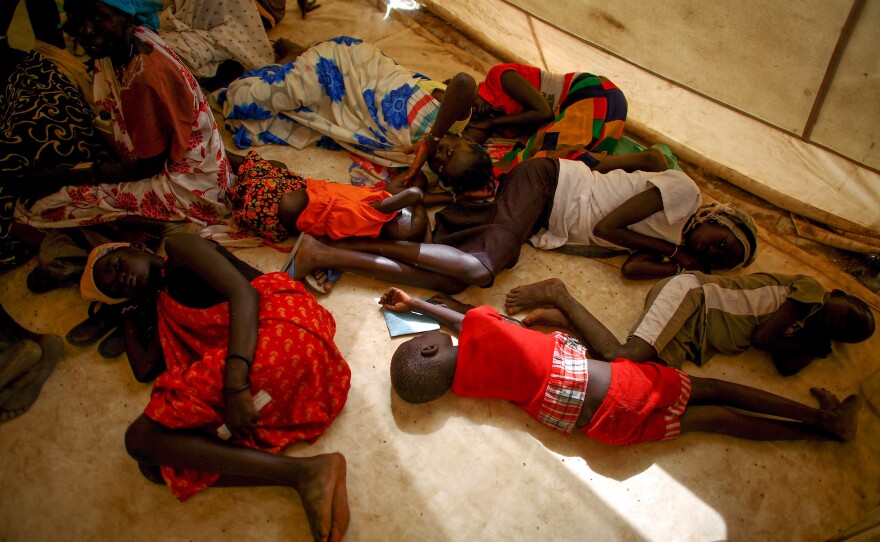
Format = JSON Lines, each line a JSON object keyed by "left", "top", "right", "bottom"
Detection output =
{"left": 380, "top": 287, "right": 413, "bottom": 312}
{"left": 224, "top": 389, "right": 260, "bottom": 440}
{"left": 402, "top": 137, "right": 437, "bottom": 186}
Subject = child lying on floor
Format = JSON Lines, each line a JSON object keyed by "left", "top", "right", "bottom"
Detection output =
{"left": 228, "top": 150, "right": 427, "bottom": 292}
{"left": 379, "top": 287, "right": 861, "bottom": 445}
{"left": 230, "top": 150, "right": 426, "bottom": 244}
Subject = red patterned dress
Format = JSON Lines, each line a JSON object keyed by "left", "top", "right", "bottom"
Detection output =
{"left": 144, "top": 272, "right": 351, "bottom": 500}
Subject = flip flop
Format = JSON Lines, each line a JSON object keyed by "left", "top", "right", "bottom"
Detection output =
{"left": 281, "top": 235, "right": 341, "bottom": 294}
{"left": 65, "top": 302, "right": 119, "bottom": 346}
{"left": 97, "top": 326, "right": 126, "bottom": 359}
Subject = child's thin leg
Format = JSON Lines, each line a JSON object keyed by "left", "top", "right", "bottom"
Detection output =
{"left": 680, "top": 405, "right": 837, "bottom": 441}
{"left": 504, "top": 278, "right": 656, "bottom": 362}
{"left": 125, "top": 415, "right": 349, "bottom": 542}
{"left": 688, "top": 377, "right": 860, "bottom": 440}
{"left": 293, "top": 234, "right": 470, "bottom": 293}
{"left": 321, "top": 236, "right": 491, "bottom": 286}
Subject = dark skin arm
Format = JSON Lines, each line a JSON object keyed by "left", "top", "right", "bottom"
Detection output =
{"left": 165, "top": 235, "right": 261, "bottom": 440}
{"left": 593, "top": 186, "right": 703, "bottom": 273}
{"left": 120, "top": 300, "right": 165, "bottom": 383}
{"left": 466, "top": 69, "right": 553, "bottom": 137}
{"left": 6, "top": 154, "right": 167, "bottom": 204}
{"left": 751, "top": 299, "right": 830, "bottom": 376}
{"left": 380, "top": 287, "right": 465, "bottom": 332}
{"left": 404, "top": 72, "right": 478, "bottom": 184}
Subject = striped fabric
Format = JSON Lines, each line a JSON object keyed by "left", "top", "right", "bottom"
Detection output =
{"left": 496, "top": 73, "right": 627, "bottom": 173}
{"left": 661, "top": 370, "right": 692, "bottom": 440}
{"left": 536, "top": 332, "right": 590, "bottom": 435}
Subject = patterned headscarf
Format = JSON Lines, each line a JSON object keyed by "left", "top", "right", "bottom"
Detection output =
{"left": 101, "top": 0, "right": 162, "bottom": 31}
{"left": 685, "top": 203, "right": 758, "bottom": 269}
{"left": 80, "top": 242, "right": 132, "bottom": 304}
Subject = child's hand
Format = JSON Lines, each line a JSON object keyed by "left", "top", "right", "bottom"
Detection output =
{"left": 380, "top": 287, "right": 413, "bottom": 312}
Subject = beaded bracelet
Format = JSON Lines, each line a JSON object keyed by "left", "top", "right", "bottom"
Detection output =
{"left": 226, "top": 353, "right": 252, "bottom": 369}
{"left": 221, "top": 378, "right": 251, "bottom": 395}
{"left": 424, "top": 132, "right": 442, "bottom": 145}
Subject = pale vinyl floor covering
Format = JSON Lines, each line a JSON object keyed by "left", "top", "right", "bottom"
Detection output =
{"left": 1, "top": 1, "right": 878, "bottom": 541}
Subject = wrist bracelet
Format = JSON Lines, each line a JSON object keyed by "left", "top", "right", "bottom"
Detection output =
{"left": 424, "top": 132, "right": 442, "bottom": 144}
{"left": 222, "top": 378, "right": 251, "bottom": 395}
{"left": 226, "top": 353, "right": 252, "bottom": 369}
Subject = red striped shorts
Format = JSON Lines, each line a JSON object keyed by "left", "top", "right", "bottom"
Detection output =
{"left": 581, "top": 359, "right": 691, "bottom": 446}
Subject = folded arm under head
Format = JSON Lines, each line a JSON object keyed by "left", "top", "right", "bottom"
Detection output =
{"left": 752, "top": 289, "right": 876, "bottom": 376}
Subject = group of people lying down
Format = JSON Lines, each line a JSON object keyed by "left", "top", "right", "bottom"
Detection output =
{"left": 0, "top": 2, "right": 876, "bottom": 541}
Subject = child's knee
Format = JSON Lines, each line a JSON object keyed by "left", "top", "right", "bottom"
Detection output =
{"left": 124, "top": 415, "right": 159, "bottom": 461}
{"left": 138, "top": 463, "right": 166, "bottom": 485}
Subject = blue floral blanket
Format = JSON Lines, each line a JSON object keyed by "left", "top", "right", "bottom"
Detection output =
{"left": 221, "top": 37, "right": 438, "bottom": 167}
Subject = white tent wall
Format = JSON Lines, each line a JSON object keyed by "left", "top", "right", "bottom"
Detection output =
{"left": 418, "top": 0, "right": 880, "bottom": 236}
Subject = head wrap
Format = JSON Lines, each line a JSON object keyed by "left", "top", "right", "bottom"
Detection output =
{"left": 80, "top": 242, "right": 132, "bottom": 304}
{"left": 101, "top": 0, "right": 162, "bottom": 31}
{"left": 685, "top": 204, "right": 758, "bottom": 269}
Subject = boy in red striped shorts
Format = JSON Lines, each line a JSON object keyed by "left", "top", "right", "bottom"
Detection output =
{"left": 380, "top": 287, "right": 860, "bottom": 445}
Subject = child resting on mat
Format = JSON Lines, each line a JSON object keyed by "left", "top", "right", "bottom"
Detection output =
{"left": 229, "top": 150, "right": 426, "bottom": 245}
{"left": 380, "top": 287, "right": 861, "bottom": 445}
{"left": 228, "top": 150, "right": 427, "bottom": 291}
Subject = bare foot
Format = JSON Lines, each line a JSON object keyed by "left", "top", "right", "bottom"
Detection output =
{"left": 312, "top": 269, "right": 338, "bottom": 294}
{"left": 522, "top": 308, "right": 571, "bottom": 328}
{"left": 294, "top": 453, "right": 350, "bottom": 542}
{"left": 0, "top": 335, "right": 63, "bottom": 422}
{"left": 810, "top": 387, "right": 841, "bottom": 410}
{"left": 819, "top": 393, "right": 861, "bottom": 441}
{"left": 0, "top": 339, "right": 43, "bottom": 389}
{"left": 504, "top": 278, "right": 568, "bottom": 314}
{"left": 289, "top": 235, "right": 325, "bottom": 282}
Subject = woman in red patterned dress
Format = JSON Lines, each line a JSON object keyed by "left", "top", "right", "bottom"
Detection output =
{"left": 81, "top": 233, "right": 351, "bottom": 542}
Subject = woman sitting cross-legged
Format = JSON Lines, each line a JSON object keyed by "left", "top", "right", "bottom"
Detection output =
{"left": 79, "top": 234, "right": 351, "bottom": 542}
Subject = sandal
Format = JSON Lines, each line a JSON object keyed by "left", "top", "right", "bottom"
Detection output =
{"left": 65, "top": 302, "right": 119, "bottom": 346}
{"left": 97, "top": 326, "right": 125, "bottom": 359}
{"left": 27, "top": 266, "right": 81, "bottom": 294}
{"left": 281, "top": 235, "right": 340, "bottom": 294}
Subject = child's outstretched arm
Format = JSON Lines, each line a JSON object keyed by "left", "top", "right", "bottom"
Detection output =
{"left": 380, "top": 287, "right": 465, "bottom": 332}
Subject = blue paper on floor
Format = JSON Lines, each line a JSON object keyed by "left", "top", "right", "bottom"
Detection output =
{"left": 382, "top": 306, "right": 440, "bottom": 337}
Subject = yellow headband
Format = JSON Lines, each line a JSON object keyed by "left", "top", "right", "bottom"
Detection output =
{"left": 79, "top": 242, "right": 131, "bottom": 304}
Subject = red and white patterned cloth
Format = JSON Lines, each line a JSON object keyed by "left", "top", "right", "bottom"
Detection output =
{"left": 144, "top": 272, "right": 351, "bottom": 500}
{"left": 17, "top": 27, "right": 231, "bottom": 229}
{"left": 536, "top": 332, "right": 589, "bottom": 435}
